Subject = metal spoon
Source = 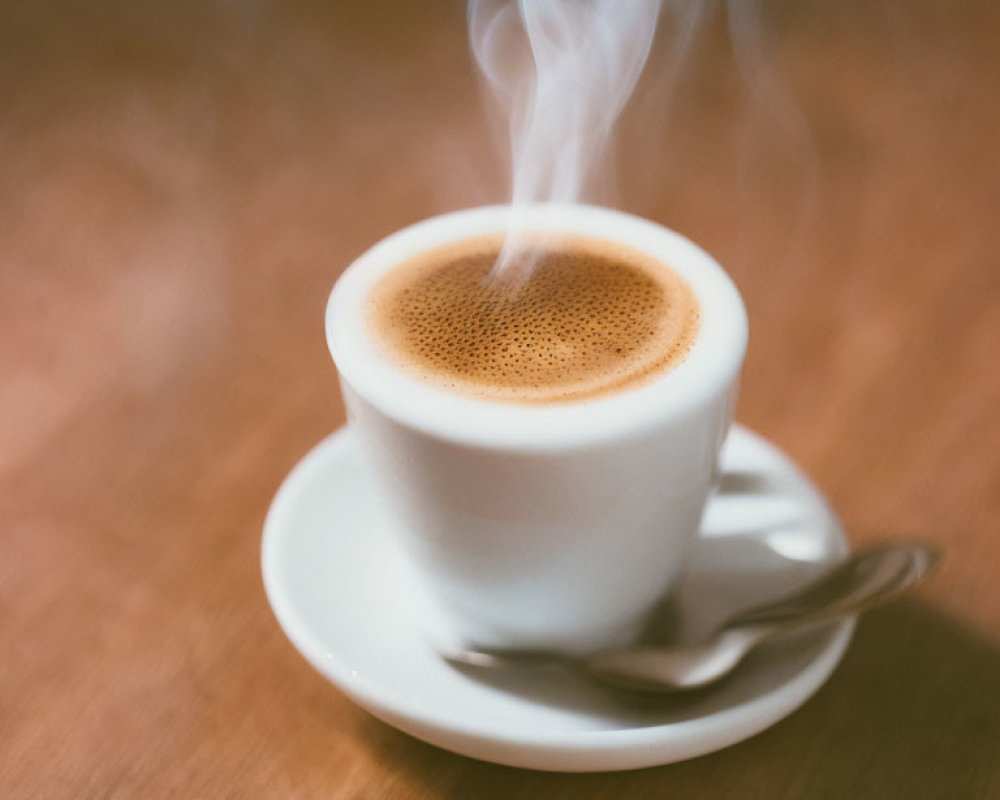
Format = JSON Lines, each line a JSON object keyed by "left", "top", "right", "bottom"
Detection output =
{"left": 445, "top": 540, "right": 940, "bottom": 692}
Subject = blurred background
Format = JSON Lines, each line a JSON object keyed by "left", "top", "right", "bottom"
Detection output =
{"left": 1, "top": 0, "right": 997, "bottom": 796}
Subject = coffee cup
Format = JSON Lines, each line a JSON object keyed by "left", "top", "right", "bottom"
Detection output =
{"left": 326, "top": 204, "right": 747, "bottom": 654}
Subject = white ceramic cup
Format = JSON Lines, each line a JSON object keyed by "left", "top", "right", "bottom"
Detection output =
{"left": 326, "top": 204, "right": 747, "bottom": 654}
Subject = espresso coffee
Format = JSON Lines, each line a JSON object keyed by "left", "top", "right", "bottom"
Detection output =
{"left": 368, "top": 234, "right": 699, "bottom": 403}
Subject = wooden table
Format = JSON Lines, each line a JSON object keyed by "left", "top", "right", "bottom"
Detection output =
{"left": 2, "top": 0, "right": 997, "bottom": 796}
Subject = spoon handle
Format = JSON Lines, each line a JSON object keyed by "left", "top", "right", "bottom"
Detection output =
{"left": 723, "top": 541, "right": 940, "bottom": 640}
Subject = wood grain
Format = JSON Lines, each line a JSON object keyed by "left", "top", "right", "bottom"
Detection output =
{"left": 1, "top": 0, "right": 997, "bottom": 796}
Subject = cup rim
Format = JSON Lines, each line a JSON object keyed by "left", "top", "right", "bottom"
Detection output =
{"left": 326, "top": 204, "right": 747, "bottom": 451}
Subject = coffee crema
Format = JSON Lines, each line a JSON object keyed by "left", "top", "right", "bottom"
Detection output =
{"left": 367, "top": 234, "right": 700, "bottom": 404}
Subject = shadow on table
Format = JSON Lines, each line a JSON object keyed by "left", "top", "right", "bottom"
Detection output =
{"left": 357, "top": 599, "right": 1000, "bottom": 800}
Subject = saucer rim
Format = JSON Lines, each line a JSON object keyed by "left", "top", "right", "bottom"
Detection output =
{"left": 262, "top": 425, "right": 854, "bottom": 769}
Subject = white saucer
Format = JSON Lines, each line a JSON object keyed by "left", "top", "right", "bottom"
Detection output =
{"left": 262, "top": 425, "right": 854, "bottom": 772}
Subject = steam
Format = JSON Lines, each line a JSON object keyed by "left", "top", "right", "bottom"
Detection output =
{"left": 469, "top": 0, "right": 662, "bottom": 283}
